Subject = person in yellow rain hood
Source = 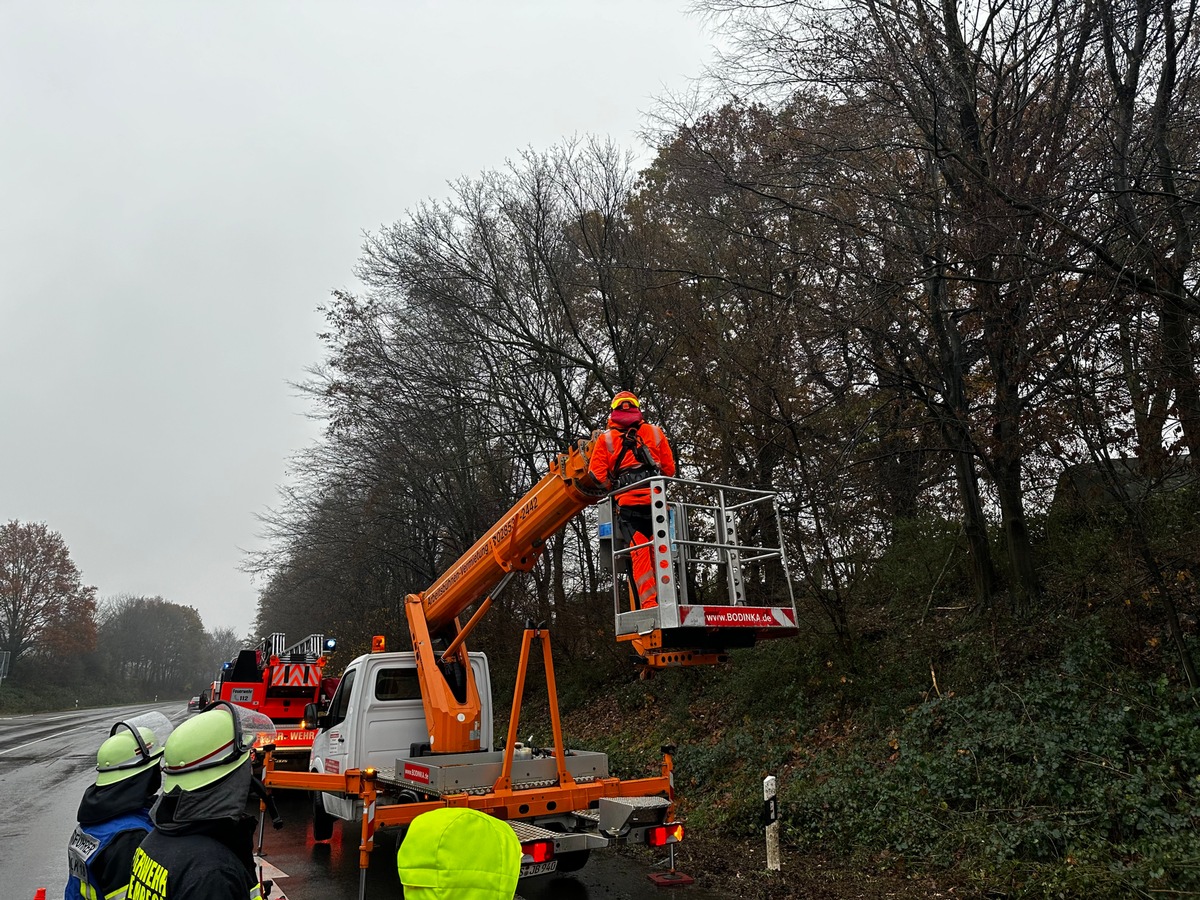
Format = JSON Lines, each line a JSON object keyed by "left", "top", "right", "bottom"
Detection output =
{"left": 397, "top": 807, "right": 521, "bottom": 900}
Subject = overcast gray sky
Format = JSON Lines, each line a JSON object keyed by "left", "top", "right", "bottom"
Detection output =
{"left": 0, "top": 2, "right": 713, "bottom": 638}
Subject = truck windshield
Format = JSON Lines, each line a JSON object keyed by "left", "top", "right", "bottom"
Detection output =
{"left": 327, "top": 668, "right": 357, "bottom": 728}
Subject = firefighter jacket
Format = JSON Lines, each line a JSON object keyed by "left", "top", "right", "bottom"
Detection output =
{"left": 66, "top": 810, "right": 153, "bottom": 900}
{"left": 588, "top": 422, "right": 676, "bottom": 507}
{"left": 66, "top": 768, "right": 159, "bottom": 900}
{"left": 127, "top": 830, "right": 260, "bottom": 900}
{"left": 397, "top": 807, "right": 521, "bottom": 900}
{"left": 128, "top": 782, "right": 261, "bottom": 900}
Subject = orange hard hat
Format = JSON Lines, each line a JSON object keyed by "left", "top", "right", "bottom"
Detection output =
{"left": 611, "top": 390, "right": 640, "bottom": 410}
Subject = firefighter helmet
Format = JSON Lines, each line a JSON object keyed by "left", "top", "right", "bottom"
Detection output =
{"left": 161, "top": 701, "right": 276, "bottom": 793}
{"left": 95, "top": 711, "right": 172, "bottom": 786}
{"left": 610, "top": 390, "right": 640, "bottom": 410}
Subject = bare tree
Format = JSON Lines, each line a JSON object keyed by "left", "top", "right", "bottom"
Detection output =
{"left": 252, "top": 140, "right": 684, "bottom": 653}
{"left": 1093, "top": 0, "right": 1200, "bottom": 464}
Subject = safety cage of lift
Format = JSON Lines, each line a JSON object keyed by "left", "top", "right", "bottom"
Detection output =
{"left": 597, "top": 475, "right": 799, "bottom": 667}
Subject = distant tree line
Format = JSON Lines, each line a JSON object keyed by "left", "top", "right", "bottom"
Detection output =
{"left": 98, "top": 594, "right": 242, "bottom": 693}
{"left": 251, "top": 0, "right": 1197, "bottom": 684}
{"left": 0, "top": 519, "right": 243, "bottom": 701}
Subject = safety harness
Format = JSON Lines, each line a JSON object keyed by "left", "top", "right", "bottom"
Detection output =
{"left": 605, "top": 424, "right": 667, "bottom": 490}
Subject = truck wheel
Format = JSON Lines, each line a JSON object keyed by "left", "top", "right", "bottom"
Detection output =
{"left": 554, "top": 849, "right": 591, "bottom": 873}
{"left": 312, "top": 790, "right": 335, "bottom": 842}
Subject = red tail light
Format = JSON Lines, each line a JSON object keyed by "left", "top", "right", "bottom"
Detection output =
{"left": 646, "top": 823, "right": 685, "bottom": 847}
{"left": 521, "top": 840, "right": 555, "bottom": 864}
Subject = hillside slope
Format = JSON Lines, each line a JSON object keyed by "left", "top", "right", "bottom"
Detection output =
{"left": 533, "top": 603, "right": 1199, "bottom": 899}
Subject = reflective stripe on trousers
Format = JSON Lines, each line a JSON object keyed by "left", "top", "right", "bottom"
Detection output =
{"left": 630, "top": 531, "right": 658, "bottom": 609}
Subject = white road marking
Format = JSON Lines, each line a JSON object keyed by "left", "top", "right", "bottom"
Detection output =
{"left": 0, "top": 723, "right": 93, "bottom": 755}
{"left": 255, "top": 857, "right": 289, "bottom": 880}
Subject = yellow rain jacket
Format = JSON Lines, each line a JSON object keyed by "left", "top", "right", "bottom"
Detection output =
{"left": 397, "top": 808, "right": 521, "bottom": 900}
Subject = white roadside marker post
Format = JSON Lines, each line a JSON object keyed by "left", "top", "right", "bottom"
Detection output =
{"left": 764, "top": 774, "right": 780, "bottom": 871}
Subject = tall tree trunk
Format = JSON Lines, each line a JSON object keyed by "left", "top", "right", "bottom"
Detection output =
{"left": 993, "top": 457, "right": 1039, "bottom": 612}
{"left": 928, "top": 263, "right": 997, "bottom": 608}
{"left": 985, "top": 280, "right": 1039, "bottom": 611}
{"left": 945, "top": 421, "right": 997, "bottom": 607}
{"left": 1160, "top": 296, "right": 1200, "bottom": 461}
{"left": 1119, "top": 314, "right": 1172, "bottom": 472}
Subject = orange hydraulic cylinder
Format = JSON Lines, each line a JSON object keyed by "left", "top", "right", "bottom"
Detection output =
{"left": 405, "top": 592, "right": 486, "bottom": 754}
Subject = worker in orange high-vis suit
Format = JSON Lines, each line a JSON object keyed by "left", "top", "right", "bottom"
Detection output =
{"left": 588, "top": 390, "right": 676, "bottom": 609}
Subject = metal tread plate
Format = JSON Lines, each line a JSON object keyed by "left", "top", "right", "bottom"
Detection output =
{"left": 506, "top": 820, "right": 609, "bottom": 853}
{"left": 603, "top": 795, "right": 670, "bottom": 810}
{"left": 387, "top": 749, "right": 608, "bottom": 796}
{"left": 376, "top": 765, "right": 397, "bottom": 783}
{"left": 376, "top": 764, "right": 599, "bottom": 798}
{"left": 507, "top": 820, "right": 569, "bottom": 841}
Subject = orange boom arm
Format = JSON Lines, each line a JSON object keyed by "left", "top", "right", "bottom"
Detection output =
{"left": 404, "top": 437, "right": 605, "bottom": 754}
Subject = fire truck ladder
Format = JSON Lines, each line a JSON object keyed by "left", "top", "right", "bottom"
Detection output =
{"left": 256, "top": 632, "right": 328, "bottom": 663}
{"left": 281, "top": 633, "right": 328, "bottom": 662}
{"left": 253, "top": 633, "right": 282, "bottom": 658}
{"left": 599, "top": 477, "right": 799, "bottom": 669}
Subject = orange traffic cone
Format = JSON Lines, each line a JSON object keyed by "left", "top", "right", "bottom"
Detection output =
{"left": 32, "top": 889, "right": 47, "bottom": 900}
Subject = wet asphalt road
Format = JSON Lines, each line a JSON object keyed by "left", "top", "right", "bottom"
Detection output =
{"left": 0, "top": 701, "right": 179, "bottom": 900}
{"left": 1, "top": 703, "right": 721, "bottom": 900}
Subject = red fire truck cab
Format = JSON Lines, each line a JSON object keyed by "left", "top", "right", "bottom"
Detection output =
{"left": 213, "top": 633, "right": 338, "bottom": 758}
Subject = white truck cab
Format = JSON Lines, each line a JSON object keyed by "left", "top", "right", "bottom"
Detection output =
{"left": 309, "top": 650, "right": 493, "bottom": 821}
{"left": 289, "top": 637, "right": 680, "bottom": 884}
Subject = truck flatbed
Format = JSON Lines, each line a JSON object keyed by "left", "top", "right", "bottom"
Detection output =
{"left": 378, "top": 748, "right": 608, "bottom": 796}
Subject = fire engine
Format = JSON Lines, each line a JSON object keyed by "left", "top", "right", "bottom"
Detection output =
{"left": 211, "top": 632, "right": 338, "bottom": 759}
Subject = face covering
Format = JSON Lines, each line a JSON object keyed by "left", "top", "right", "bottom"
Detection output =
{"left": 611, "top": 408, "right": 643, "bottom": 429}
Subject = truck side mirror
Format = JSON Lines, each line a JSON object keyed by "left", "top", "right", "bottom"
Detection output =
{"left": 303, "top": 702, "right": 322, "bottom": 730}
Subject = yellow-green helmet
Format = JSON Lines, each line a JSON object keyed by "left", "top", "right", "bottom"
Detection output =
{"left": 95, "top": 711, "right": 172, "bottom": 787}
{"left": 161, "top": 701, "right": 276, "bottom": 793}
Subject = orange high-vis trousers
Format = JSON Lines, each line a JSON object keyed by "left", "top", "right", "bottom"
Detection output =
{"left": 630, "top": 529, "right": 658, "bottom": 609}
{"left": 618, "top": 504, "right": 658, "bottom": 610}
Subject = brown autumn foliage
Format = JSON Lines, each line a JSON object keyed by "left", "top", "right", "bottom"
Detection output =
{"left": 0, "top": 519, "right": 97, "bottom": 670}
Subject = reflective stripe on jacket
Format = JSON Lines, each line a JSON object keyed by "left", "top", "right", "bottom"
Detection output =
{"left": 128, "top": 833, "right": 261, "bottom": 900}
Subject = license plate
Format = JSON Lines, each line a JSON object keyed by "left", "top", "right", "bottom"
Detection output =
{"left": 520, "top": 861, "right": 558, "bottom": 877}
